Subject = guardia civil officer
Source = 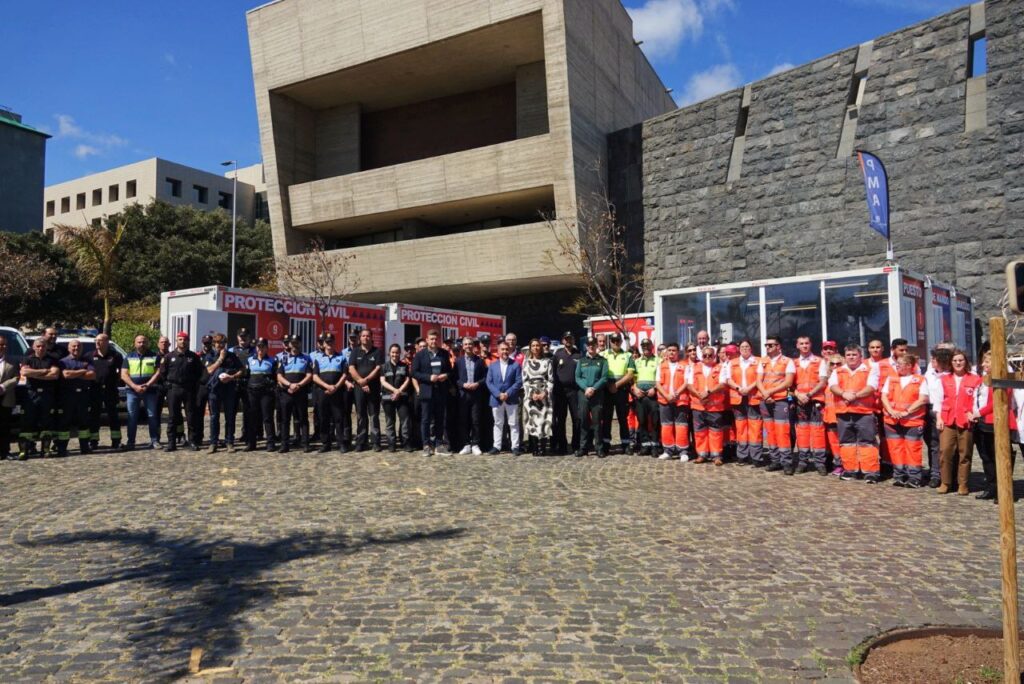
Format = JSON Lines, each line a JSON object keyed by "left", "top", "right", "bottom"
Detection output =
{"left": 56, "top": 339, "right": 96, "bottom": 457}
{"left": 160, "top": 331, "right": 203, "bottom": 452}
{"left": 243, "top": 337, "right": 277, "bottom": 452}
{"left": 313, "top": 332, "right": 349, "bottom": 452}
{"left": 86, "top": 333, "right": 124, "bottom": 451}
{"left": 276, "top": 335, "right": 314, "bottom": 453}
{"left": 17, "top": 338, "right": 60, "bottom": 459}
{"left": 575, "top": 336, "right": 609, "bottom": 458}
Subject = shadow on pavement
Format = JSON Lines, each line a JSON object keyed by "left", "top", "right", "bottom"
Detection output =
{"left": 3, "top": 526, "right": 466, "bottom": 681}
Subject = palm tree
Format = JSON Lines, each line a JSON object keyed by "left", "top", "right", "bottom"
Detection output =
{"left": 55, "top": 220, "right": 126, "bottom": 334}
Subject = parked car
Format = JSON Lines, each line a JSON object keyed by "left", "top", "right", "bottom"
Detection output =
{"left": 0, "top": 326, "right": 30, "bottom": 364}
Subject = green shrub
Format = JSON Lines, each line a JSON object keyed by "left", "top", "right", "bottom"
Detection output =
{"left": 112, "top": 320, "right": 158, "bottom": 353}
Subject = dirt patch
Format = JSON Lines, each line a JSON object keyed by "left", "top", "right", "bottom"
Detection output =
{"left": 859, "top": 633, "right": 1024, "bottom": 684}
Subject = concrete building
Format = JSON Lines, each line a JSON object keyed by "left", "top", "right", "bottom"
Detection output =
{"left": 611, "top": 0, "right": 1023, "bottom": 323}
{"left": 43, "top": 159, "right": 266, "bottom": 233}
{"left": 0, "top": 108, "right": 50, "bottom": 233}
{"left": 247, "top": 0, "right": 674, "bottom": 313}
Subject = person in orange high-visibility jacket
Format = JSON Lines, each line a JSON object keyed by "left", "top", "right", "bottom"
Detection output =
{"left": 821, "top": 346, "right": 843, "bottom": 475}
{"left": 756, "top": 335, "right": 795, "bottom": 473}
{"left": 881, "top": 353, "right": 929, "bottom": 488}
{"left": 830, "top": 343, "right": 882, "bottom": 483}
{"left": 655, "top": 342, "right": 690, "bottom": 461}
{"left": 686, "top": 346, "right": 728, "bottom": 465}
{"left": 722, "top": 339, "right": 762, "bottom": 466}
{"left": 793, "top": 336, "right": 829, "bottom": 476}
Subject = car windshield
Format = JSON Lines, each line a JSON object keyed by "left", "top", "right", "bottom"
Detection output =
{"left": 1, "top": 331, "right": 28, "bottom": 358}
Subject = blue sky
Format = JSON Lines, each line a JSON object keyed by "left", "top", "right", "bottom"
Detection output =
{"left": 1, "top": 0, "right": 966, "bottom": 186}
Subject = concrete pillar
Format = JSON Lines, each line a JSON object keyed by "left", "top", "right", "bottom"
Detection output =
{"left": 315, "top": 103, "right": 361, "bottom": 179}
{"left": 516, "top": 61, "right": 549, "bottom": 138}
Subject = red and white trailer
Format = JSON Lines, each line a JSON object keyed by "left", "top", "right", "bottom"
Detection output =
{"left": 160, "top": 286, "right": 388, "bottom": 354}
{"left": 383, "top": 303, "right": 506, "bottom": 350}
{"left": 584, "top": 313, "right": 657, "bottom": 349}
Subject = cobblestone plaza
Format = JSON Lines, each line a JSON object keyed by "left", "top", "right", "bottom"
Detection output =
{"left": 0, "top": 449, "right": 1017, "bottom": 682}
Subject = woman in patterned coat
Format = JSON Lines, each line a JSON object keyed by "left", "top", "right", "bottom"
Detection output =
{"left": 522, "top": 338, "right": 554, "bottom": 456}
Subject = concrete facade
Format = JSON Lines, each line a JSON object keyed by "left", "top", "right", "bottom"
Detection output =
{"left": 43, "top": 159, "right": 262, "bottom": 233}
{"left": 247, "top": 0, "right": 674, "bottom": 305}
{"left": 611, "top": 0, "right": 1023, "bottom": 321}
{"left": 0, "top": 109, "right": 50, "bottom": 233}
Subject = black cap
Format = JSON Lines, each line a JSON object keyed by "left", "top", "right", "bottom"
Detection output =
{"left": 282, "top": 334, "right": 292, "bottom": 344}
{"left": 609, "top": 333, "right": 622, "bottom": 342}
{"left": 480, "top": 333, "right": 490, "bottom": 341}
{"left": 323, "top": 332, "right": 335, "bottom": 343}
{"left": 586, "top": 336, "right": 598, "bottom": 345}
{"left": 256, "top": 337, "right": 268, "bottom": 347}
{"left": 237, "top": 328, "right": 249, "bottom": 337}
{"left": 640, "top": 338, "right": 653, "bottom": 347}
{"left": 317, "top": 332, "right": 326, "bottom": 343}
{"left": 289, "top": 334, "right": 302, "bottom": 343}
{"left": 201, "top": 334, "right": 213, "bottom": 345}
{"left": 562, "top": 331, "right": 574, "bottom": 340}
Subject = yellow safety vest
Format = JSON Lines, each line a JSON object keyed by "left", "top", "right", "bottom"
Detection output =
{"left": 602, "top": 350, "right": 633, "bottom": 379}
{"left": 634, "top": 356, "right": 659, "bottom": 388}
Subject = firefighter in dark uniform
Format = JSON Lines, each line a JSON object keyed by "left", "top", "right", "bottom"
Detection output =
{"left": 154, "top": 335, "right": 172, "bottom": 445}
{"left": 195, "top": 334, "right": 214, "bottom": 448}
{"left": 160, "top": 331, "right": 203, "bottom": 452}
{"left": 244, "top": 337, "right": 277, "bottom": 452}
{"left": 230, "top": 329, "right": 255, "bottom": 443}
{"left": 17, "top": 338, "right": 60, "bottom": 459}
{"left": 313, "top": 332, "right": 349, "bottom": 453}
{"left": 276, "top": 335, "right": 313, "bottom": 453}
{"left": 86, "top": 333, "right": 124, "bottom": 451}
{"left": 56, "top": 339, "right": 96, "bottom": 457}
{"left": 40, "top": 326, "right": 62, "bottom": 456}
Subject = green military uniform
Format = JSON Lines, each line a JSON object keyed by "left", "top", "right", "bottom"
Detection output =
{"left": 574, "top": 351, "right": 609, "bottom": 456}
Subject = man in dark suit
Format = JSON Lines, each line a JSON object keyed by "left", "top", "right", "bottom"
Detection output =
{"left": 411, "top": 328, "right": 453, "bottom": 456}
{"left": 486, "top": 341, "right": 523, "bottom": 456}
{"left": 0, "top": 337, "right": 19, "bottom": 460}
{"left": 455, "top": 337, "right": 489, "bottom": 455}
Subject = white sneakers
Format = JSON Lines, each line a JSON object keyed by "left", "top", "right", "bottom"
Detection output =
{"left": 658, "top": 451, "right": 673, "bottom": 460}
{"left": 471, "top": 445, "right": 482, "bottom": 456}
{"left": 657, "top": 451, "right": 689, "bottom": 461}
{"left": 679, "top": 453, "right": 690, "bottom": 463}
{"left": 458, "top": 445, "right": 473, "bottom": 455}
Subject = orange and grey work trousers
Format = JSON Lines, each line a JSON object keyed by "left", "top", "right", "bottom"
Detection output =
{"left": 658, "top": 404, "right": 690, "bottom": 455}
{"left": 837, "top": 412, "right": 880, "bottom": 475}
{"left": 825, "top": 422, "right": 840, "bottom": 466}
{"left": 732, "top": 400, "right": 763, "bottom": 464}
{"left": 761, "top": 399, "right": 792, "bottom": 466}
{"left": 883, "top": 422, "right": 925, "bottom": 484}
{"left": 795, "top": 401, "right": 827, "bottom": 469}
{"left": 693, "top": 410, "right": 726, "bottom": 461}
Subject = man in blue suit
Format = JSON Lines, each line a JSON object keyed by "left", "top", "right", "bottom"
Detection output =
{"left": 486, "top": 340, "right": 523, "bottom": 456}
{"left": 411, "top": 328, "right": 453, "bottom": 456}
{"left": 456, "top": 337, "right": 489, "bottom": 455}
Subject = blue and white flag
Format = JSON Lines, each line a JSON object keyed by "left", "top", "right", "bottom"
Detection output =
{"left": 856, "top": 150, "right": 889, "bottom": 240}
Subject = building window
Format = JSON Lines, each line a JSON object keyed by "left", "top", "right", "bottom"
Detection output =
{"left": 76, "top": 192, "right": 86, "bottom": 210}
{"left": 91, "top": 218, "right": 102, "bottom": 228}
{"left": 166, "top": 177, "right": 182, "bottom": 198}
{"left": 218, "top": 191, "right": 233, "bottom": 210}
{"left": 193, "top": 184, "right": 208, "bottom": 204}
{"left": 46, "top": 200, "right": 55, "bottom": 217}
{"left": 968, "top": 35, "right": 987, "bottom": 78}
{"left": 126, "top": 180, "right": 137, "bottom": 198}
{"left": 92, "top": 188, "right": 102, "bottom": 206}
{"left": 61, "top": 197, "right": 70, "bottom": 213}
{"left": 108, "top": 184, "right": 119, "bottom": 202}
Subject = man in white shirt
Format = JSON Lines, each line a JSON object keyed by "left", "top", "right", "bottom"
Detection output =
{"left": 923, "top": 346, "right": 953, "bottom": 488}
{"left": 829, "top": 344, "right": 882, "bottom": 483}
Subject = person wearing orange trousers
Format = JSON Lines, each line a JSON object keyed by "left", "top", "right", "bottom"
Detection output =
{"left": 723, "top": 339, "right": 762, "bottom": 466}
{"left": 656, "top": 343, "right": 690, "bottom": 461}
{"left": 757, "top": 336, "right": 795, "bottom": 473}
{"left": 829, "top": 344, "right": 882, "bottom": 483}
{"left": 793, "top": 336, "right": 829, "bottom": 476}
{"left": 687, "top": 346, "right": 728, "bottom": 465}
{"left": 881, "top": 354, "right": 929, "bottom": 488}
{"left": 822, "top": 352, "right": 843, "bottom": 475}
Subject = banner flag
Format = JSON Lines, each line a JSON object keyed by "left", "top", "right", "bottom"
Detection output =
{"left": 856, "top": 150, "right": 890, "bottom": 241}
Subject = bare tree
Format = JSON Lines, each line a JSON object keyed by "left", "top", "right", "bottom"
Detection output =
{"left": 541, "top": 190, "right": 646, "bottom": 340}
{"left": 54, "top": 220, "right": 126, "bottom": 334}
{"left": 275, "top": 237, "right": 360, "bottom": 332}
{"left": 0, "top": 237, "right": 57, "bottom": 311}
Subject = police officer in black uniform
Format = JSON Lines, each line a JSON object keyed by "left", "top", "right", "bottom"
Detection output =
{"left": 244, "top": 337, "right": 277, "bottom": 452}
{"left": 313, "top": 333, "right": 349, "bottom": 453}
{"left": 17, "top": 338, "right": 60, "bottom": 459}
{"left": 154, "top": 335, "right": 172, "bottom": 446}
{"left": 87, "top": 333, "right": 124, "bottom": 452}
{"left": 230, "top": 328, "right": 255, "bottom": 443}
{"left": 160, "top": 331, "right": 203, "bottom": 452}
{"left": 56, "top": 339, "right": 96, "bottom": 457}
{"left": 195, "top": 334, "right": 214, "bottom": 448}
{"left": 276, "top": 335, "right": 313, "bottom": 453}
{"left": 552, "top": 331, "right": 581, "bottom": 455}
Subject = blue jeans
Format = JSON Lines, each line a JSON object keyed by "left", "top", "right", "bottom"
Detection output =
{"left": 208, "top": 384, "right": 238, "bottom": 445}
{"left": 126, "top": 389, "right": 160, "bottom": 446}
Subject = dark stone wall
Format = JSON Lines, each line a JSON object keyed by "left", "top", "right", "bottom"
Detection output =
{"left": 613, "top": 0, "right": 1023, "bottom": 320}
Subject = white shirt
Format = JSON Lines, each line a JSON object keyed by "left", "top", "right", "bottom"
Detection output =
{"left": 684, "top": 363, "right": 717, "bottom": 385}
{"left": 881, "top": 375, "right": 929, "bottom": 398}
{"left": 925, "top": 367, "right": 947, "bottom": 414}
{"left": 499, "top": 359, "right": 509, "bottom": 380}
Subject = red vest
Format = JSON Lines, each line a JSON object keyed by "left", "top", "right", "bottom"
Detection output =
{"left": 939, "top": 372, "right": 983, "bottom": 429}
{"left": 883, "top": 375, "right": 927, "bottom": 427}
{"left": 833, "top": 363, "right": 875, "bottom": 414}
{"left": 976, "top": 383, "right": 1019, "bottom": 430}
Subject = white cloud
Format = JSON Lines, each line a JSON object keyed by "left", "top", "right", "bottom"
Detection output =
{"left": 841, "top": 0, "right": 962, "bottom": 12}
{"left": 163, "top": 52, "right": 177, "bottom": 67}
{"left": 74, "top": 144, "right": 100, "bottom": 159}
{"left": 628, "top": 0, "right": 703, "bottom": 60}
{"left": 679, "top": 63, "right": 742, "bottom": 105}
{"left": 767, "top": 62, "right": 796, "bottom": 76}
{"left": 53, "top": 114, "right": 127, "bottom": 158}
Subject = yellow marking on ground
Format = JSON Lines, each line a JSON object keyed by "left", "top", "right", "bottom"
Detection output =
{"left": 213, "top": 496, "right": 228, "bottom": 505}
{"left": 189, "top": 647, "right": 203, "bottom": 673}
{"left": 195, "top": 667, "right": 233, "bottom": 676}
{"left": 221, "top": 479, "right": 237, "bottom": 487}
{"left": 211, "top": 546, "right": 234, "bottom": 562}
{"left": 381, "top": 460, "right": 391, "bottom": 466}
{"left": 415, "top": 488, "right": 427, "bottom": 496}
{"left": 220, "top": 467, "right": 238, "bottom": 474}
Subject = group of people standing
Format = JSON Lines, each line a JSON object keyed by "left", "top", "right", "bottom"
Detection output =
{"left": 5, "top": 324, "right": 1022, "bottom": 503}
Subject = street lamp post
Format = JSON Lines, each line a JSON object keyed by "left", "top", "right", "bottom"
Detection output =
{"left": 221, "top": 160, "right": 238, "bottom": 287}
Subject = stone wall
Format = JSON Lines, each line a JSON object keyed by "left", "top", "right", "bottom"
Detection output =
{"left": 612, "top": 0, "right": 1023, "bottom": 320}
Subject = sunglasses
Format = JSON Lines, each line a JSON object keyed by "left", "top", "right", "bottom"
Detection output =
{"left": 685, "top": 347, "right": 696, "bottom": 352}
{"left": 765, "top": 343, "right": 779, "bottom": 348}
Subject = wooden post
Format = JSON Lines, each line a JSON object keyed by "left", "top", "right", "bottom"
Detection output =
{"left": 990, "top": 316, "right": 1019, "bottom": 684}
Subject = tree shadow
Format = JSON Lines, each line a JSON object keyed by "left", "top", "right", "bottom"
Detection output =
{"left": 3, "top": 526, "right": 466, "bottom": 681}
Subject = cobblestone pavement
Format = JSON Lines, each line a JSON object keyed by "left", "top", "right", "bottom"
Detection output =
{"left": 1, "top": 442, "right": 1021, "bottom": 683}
